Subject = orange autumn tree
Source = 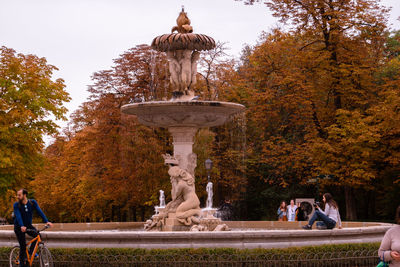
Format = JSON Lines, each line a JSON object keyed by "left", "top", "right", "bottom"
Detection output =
{"left": 32, "top": 44, "right": 172, "bottom": 222}
{"left": 192, "top": 42, "right": 248, "bottom": 205}
{"left": 234, "top": 0, "right": 392, "bottom": 219}
{"left": 312, "top": 29, "right": 400, "bottom": 218}
{"left": 364, "top": 30, "right": 400, "bottom": 218}
{"left": 227, "top": 30, "right": 318, "bottom": 196}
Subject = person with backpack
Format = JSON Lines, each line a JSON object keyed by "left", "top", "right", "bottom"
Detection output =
{"left": 13, "top": 189, "right": 53, "bottom": 267}
{"left": 295, "top": 202, "right": 309, "bottom": 221}
{"left": 277, "top": 201, "right": 288, "bottom": 221}
{"left": 217, "top": 198, "right": 234, "bottom": 221}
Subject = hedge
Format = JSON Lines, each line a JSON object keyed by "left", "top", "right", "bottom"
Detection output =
{"left": 0, "top": 243, "right": 382, "bottom": 267}
{"left": 0, "top": 242, "right": 379, "bottom": 255}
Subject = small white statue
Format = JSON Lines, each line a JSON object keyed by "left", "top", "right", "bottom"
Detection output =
{"left": 206, "top": 182, "right": 213, "bottom": 209}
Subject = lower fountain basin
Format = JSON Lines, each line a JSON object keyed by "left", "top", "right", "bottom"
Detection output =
{"left": 121, "top": 101, "right": 245, "bottom": 128}
{"left": 0, "top": 221, "right": 392, "bottom": 249}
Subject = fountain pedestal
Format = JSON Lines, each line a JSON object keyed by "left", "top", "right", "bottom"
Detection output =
{"left": 169, "top": 127, "right": 198, "bottom": 176}
{"left": 164, "top": 213, "right": 191, "bottom": 231}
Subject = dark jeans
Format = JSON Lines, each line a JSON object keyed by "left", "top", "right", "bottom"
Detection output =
{"left": 308, "top": 210, "right": 336, "bottom": 229}
{"left": 14, "top": 225, "right": 38, "bottom": 267}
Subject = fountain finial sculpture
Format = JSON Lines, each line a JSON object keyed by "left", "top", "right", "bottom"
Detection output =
{"left": 151, "top": 8, "right": 215, "bottom": 100}
{"left": 171, "top": 6, "right": 193, "bottom": 33}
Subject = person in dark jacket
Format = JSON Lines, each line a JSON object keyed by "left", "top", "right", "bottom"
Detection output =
{"left": 217, "top": 199, "right": 234, "bottom": 221}
{"left": 295, "top": 202, "right": 307, "bottom": 221}
{"left": 13, "top": 189, "right": 53, "bottom": 267}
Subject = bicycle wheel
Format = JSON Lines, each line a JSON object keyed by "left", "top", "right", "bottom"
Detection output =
{"left": 39, "top": 244, "right": 53, "bottom": 267}
{"left": 9, "top": 246, "right": 20, "bottom": 267}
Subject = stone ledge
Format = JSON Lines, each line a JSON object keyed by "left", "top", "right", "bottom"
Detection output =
{"left": 0, "top": 222, "right": 392, "bottom": 249}
{"left": 0, "top": 221, "right": 386, "bottom": 231}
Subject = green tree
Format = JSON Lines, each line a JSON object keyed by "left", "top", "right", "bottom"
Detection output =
{"left": 0, "top": 47, "right": 70, "bottom": 193}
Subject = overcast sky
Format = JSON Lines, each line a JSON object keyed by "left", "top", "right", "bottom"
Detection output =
{"left": 1, "top": 0, "right": 399, "bottom": 139}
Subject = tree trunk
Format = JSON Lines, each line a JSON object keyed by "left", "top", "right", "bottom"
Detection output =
{"left": 364, "top": 190, "right": 369, "bottom": 220}
{"left": 117, "top": 206, "right": 122, "bottom": 222}
{"left": 345, "top": 186, "right": 357, "bottom": 220}
{"left": 131, "top": 206, "right": 137, "bottom": 222}
{"left": 122, "top": 210, "right": 127, "bottom": 222}
{"left": 141, "top": 206, "right": 146, "bottom": 222}
{"left": 368, "top": 191, "right": 376, "bottom": 220}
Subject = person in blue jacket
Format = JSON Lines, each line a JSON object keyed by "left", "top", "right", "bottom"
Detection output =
{"left": 13, "top": 189, "right": 53, "bottom": 267}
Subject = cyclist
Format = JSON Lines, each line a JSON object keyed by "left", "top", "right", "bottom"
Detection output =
{"left": 13, "top": 189, "right": 53, "bottom": 267}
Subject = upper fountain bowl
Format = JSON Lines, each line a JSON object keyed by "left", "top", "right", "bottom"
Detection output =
{"left": 151, "top": 33, "right": 216, "bottom": 52}
{"left": 121, "top": 101, "right": 245, "bottom": 128}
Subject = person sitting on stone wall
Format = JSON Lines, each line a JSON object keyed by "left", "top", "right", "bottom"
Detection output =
{"left": 302, "top": 193, "right": 342, "bottom": 230}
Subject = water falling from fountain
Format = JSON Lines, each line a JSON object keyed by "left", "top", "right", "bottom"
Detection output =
{"left": 206, "top": 182, "right": 213, "bottom": 209}
{"left": 159, "top": 190, "right": 166, "bottom": 208}
{"left": 155, "top": 190, "right": 166, "bottom": 215}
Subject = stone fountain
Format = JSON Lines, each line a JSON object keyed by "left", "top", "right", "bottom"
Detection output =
{"left": 121, "top": 8, "right": 245, "bottom": 231}
{"left": 0, "top": 9, "right": 391, "bottom": 253}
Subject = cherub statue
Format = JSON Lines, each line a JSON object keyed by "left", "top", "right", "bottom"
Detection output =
{"left": 168, "top": 49, "right": 198, "bottom": 99}
{"left": 159, "top": 190, "right": 166, "bottom": 208}
{"left": 180, "top": 50, "right": 193, "bottom": 94}
{"left": 167, "top": 51, "right": 182, "bottom": 91}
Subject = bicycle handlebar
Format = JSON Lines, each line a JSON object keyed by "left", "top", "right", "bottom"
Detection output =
{"left": 39, "top": 225, "right": 50, "bottom": 232}
{"left": 26, "top": 225, "right": 50, "bottom": 234}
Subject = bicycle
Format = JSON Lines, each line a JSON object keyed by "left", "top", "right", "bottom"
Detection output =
{"left": 9, "top": 225, "right": 53, "bottom": 267}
